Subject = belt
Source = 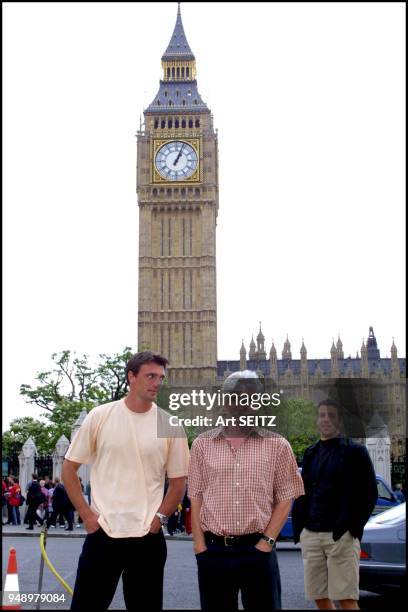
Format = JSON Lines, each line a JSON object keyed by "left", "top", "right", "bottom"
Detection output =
{"left": 204, "top": 531, "right": 262, "bottom": 547}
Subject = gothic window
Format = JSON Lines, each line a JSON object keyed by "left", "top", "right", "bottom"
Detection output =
{"left": 157, "top": 100, "right": 161, "bottom": 105}
{"left": 161, "top": 120, "right": 165, "bottom": 129}
{"left": 188, "top": 119, "right": 193, "bottom": 128}
{"left": 169, "top": 100, "right": 173, "bottom": 106}
{"left": 168, "top": 119, "right": 173, "bottom": 128}
{"left": 181, "top": 67, "right": 185, "bottom": 78}
{"left": 186, "top": 67, "right": 190, "bottom": 77}
{"left": 175, "top": 119, "right": 179, "bottom": 128}
{"left": 167, "top": 68, "right": 170, "bottom": 78}
{"left": 182, "top": 100, "right": 186, "bottom": 106}
{"left": 194, "top": 100, "right": 198, "bottom": 105}
{"left": 195, "top": 119, "right": 200, "bottom": 127}
{"left": 164, "top": 91, "right": 168, "bottom": 97}
{"left": 182, "top": 119, "right": 186, "bottom": 128}
{"left": 154, "top": 120, "right": 159, "bottom": 128}
{"left": 177, "top": 67, "right": 180, "bottom": 78}
{"left": 172, "top": 67, "right": 175, "bottom": 78}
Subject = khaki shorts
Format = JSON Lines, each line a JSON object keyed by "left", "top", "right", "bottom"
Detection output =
{"left": 299, "top": 528, "right": 361, "bottom": 601}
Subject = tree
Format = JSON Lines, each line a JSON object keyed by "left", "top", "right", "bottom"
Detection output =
{"left": 2, "top": 417, "right": 54, "bottom": 455}
{"left": 19, "top": 348, "right": 134, "bottom": 413}
{"left": 2, "top": 347, "right": 136, "bottom": 456}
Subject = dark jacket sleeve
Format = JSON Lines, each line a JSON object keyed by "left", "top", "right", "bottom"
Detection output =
{"left": 292, "top": 449, "right": 312, "bottom": 543}
{"left": 348, "top": 444, "right": 377, "bottom": 540}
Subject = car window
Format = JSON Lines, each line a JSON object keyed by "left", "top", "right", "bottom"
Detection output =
{"left": 377, "top": 479, "right": 394, "bottom": 501}
{"left": 369, "top": 503, "right": 406, "bottom": 524}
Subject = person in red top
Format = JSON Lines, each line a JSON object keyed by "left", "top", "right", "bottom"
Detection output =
{"left": 2, "top": 479, "right": 9, "bottom": 525}
{"left": 7, "top": 476, "right": 22, "bottom": 526}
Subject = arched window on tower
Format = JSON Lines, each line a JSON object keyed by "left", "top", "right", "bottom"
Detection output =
{"left": 182, "top": 100, "right": 186, "bottom": 106}
{"left": 154, "top": 119, "right": 159, "bottom": 129}
{"left": 181, "top": 67, "right": 185, "bottom": 78}
{"left": 177, "top": 67, "right": 180, "bottom": 78}
{"left": 182, "top": 119, "right": 186, "bottom": 128}
{"left": 167, "top": 67, "right": 170, "bottom": 79}
{"left": 188, "top": 119, "right": 193, "bottom": 128}
{"left": 172, "top": 67, "right": 175, "bottom": 78}
{"left": 186, "top": 67, "right": 190, "bottom": 77}
{"left": 195, "top": 119, "right": 200, "bottom": 128}
{"left": 175, "top": 118, "right": 179, "bottom": 128}
{"left": 168, "top": 119, "right": 173, "bottom": 129}
{"left": 161, "top": 119, "right": 165, "bottom": 129}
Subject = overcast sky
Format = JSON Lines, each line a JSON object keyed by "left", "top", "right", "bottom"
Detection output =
{"left": 3, "top": 2, "right": 405, "bottom": 430}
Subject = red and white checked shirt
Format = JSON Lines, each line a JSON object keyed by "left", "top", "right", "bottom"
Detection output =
{"left": 187, "top": 428, "right": 305, "bottom": 536}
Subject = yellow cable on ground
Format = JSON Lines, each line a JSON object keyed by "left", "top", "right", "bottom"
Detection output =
{"left": 39, "top": 532, "right": 74, "bottom": 596}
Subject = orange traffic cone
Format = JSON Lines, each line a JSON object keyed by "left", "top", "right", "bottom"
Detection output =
{"left": 1, "top": 547, "right": 20, "bottom": 610}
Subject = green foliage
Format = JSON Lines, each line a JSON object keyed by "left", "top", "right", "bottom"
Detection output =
{"left": 2, "top": 417, "right": 54, "bottom": 455}
{"left": 274, "top": 397, "right": 317, "bottom": 460}
{"left": 3, "top": 348, "right": 135, "bottom": 456}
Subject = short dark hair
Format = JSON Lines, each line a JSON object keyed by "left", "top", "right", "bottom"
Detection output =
{"left": 125, "top": 351, "right": 169, "bottom": 384}
{"left": 317, "top": 399, "right": 342, "bottom": 418}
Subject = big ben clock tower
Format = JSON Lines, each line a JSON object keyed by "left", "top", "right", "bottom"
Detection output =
{"left": 137, "top": 4, "right": 218, "bottom": 385}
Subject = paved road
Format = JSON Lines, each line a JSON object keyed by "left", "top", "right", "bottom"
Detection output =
{"left": 2, "top": 536, "right": 403, "bottom": 610}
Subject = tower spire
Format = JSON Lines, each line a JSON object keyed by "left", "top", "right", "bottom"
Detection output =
{"left": 162, "top": 3, "right": 195, "bottom": 61}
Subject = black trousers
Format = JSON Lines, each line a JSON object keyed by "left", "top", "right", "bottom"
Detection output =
{"left": 47, "top": 508, "right": 73, "bottom": 529}
{"left": 70, "top": 528, "right": 167, "bottom": 611}
{"left": 196, "top": 541, "right": 282, "bottom": 611}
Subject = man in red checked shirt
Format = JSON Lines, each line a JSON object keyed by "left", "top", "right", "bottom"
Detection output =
{"left": 188, "top": 371, "right": 305, "bottom": 611}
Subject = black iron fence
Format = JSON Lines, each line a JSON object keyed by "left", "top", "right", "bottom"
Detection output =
{"left": 2, "top": 454, "right": 54, "bottom": 480}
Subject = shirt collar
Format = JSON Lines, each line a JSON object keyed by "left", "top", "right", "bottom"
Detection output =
{"left": 213, "top": 426, "right": 268, "bottom": 439}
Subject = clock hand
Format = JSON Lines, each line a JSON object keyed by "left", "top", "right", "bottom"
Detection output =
{"left": 173, "top": 145, "right": 183, "bottom": 166}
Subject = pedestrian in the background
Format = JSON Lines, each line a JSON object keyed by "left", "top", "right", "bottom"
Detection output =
{"left": 2, "top": 478, "right": 9, "bottom": 525}
{"left": 85, "top": 481, "right": 91, "bottom": 505}
{"left": 4, "top": 476, "right": 14, "bottom": 524}
{"left": 393, "top": 483, "right": 405, "bottom": 503}
{"left": 38, "top": 480, "right": 49, "bottom": 524}
{"left": 167, "top": 506, "right": 181, "bottom": 536}
{"left": 47, "top": 477, "right": 74, "bottom": 531}
{"left": 183, "top": 489, "right": 192, "bottom": 535}
{"left": 7, "top": 476, "right": 22, "bottom": 526}
{"left": 26, "top": 474, "right": 46, "bottom": 530}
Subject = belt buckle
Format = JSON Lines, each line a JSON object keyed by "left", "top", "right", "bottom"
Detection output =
{"left": 224, "top": 535, "right": 234, "bottom": 547}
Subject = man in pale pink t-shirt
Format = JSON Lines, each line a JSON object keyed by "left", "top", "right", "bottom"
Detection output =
{"left": 62, "top": 351, "right": 190, "bottom": 611}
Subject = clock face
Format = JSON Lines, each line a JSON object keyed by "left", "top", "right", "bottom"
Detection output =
{"left": 155, "top": 141, "right": 198, "bottom": 181}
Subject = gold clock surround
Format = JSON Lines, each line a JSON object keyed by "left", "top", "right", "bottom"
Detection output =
{"left": 152, "top": 138, "right": 201, "bottom": 184}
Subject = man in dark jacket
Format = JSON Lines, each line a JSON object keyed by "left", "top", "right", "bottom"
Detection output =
{"left": 292, "top": 399, "right": 377, "bottom": 610}
{"left": 47, "top": 477, "right": 75, "bottom": 531}
{"left": 26, "top": 474, "right": 46, "bottom": 530}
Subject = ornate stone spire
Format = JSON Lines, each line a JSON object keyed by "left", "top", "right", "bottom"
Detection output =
{"left": 336, "top": 335, "right": 344, "bottom": 359}
{"left": 282, "top": 335, "right": 292, "bottom": 361}
{"left": 249, "top": 336, "right": 256, "bottom": 360}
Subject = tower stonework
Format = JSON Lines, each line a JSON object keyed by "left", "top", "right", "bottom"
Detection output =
{"left": 137, "top": 5, "right": 218, "bottom": 385}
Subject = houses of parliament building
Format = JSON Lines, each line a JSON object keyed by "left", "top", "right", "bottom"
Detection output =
{"left": 137, "top": 5, "right": 406, "bottom": 461}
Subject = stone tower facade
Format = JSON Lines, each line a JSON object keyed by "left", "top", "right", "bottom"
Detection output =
{"left": 137, "top": 5, "right": 218, "bottom": 385}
